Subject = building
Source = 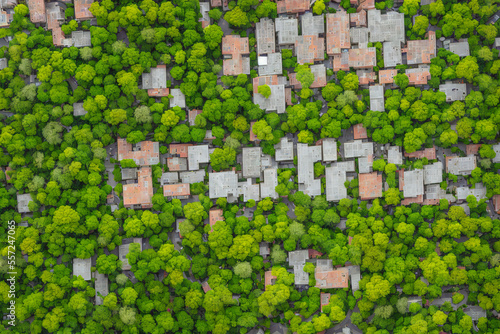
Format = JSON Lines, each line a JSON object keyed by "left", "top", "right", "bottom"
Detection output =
{"left": 258, "top": 52, "right": 282, "bottom": 76}
{"left": 74, "top": 0, "right": 94, "bottom": 20}
{"left": 423, "top": 162, "right": 443, "bottom": 185}
{"left": 358, "top": 154, "right": 373, "bottom": 174}
{"left": 73, "top": 102, "right": 86, "bottom": 116}
{"left": 73, "top": 258, "right": 91, "bottom": 281}
{"left": 170, "top": 88, "right": 186, "bottom": 109}
{"left": 167, "top": 157, "right": 188, "bottom": 171}
{"left": 260, "top": 168, "right": 278, "bottom": 199}
{"left": 94, "top": 272, "right": 109, "bottom": 306}
{"left": 348, "top": 265, "right": 361, "bottom": 292}
{"left": 449, "top": 40, "right": 470, "bottom": 57}
{"left": 209, "top": 171, "right": 239, "bottom": 202}
{"left": 123, "top": 167, "right": 154, "bottom": 209}
{"left": 463, "top": 306, "right": 487, "bottom": 321}
{"left": 326, "top": 167, "right": 347, "bottom": 202}
{"left": 163, "top": 183, "right": 190, "bottom": 199}
{"left": 121, "top": 168, "right": 138, "bottom": 180}
{"left": 295, "top": 35, "right": 325, "bottom": 65}
{"left": 369, "top": 85, "right": 385, "bottom": 112}
{"left": 404, "top": 146, "right": 436, "bottom": 160}
{"left": 202, "top": 281, "right": 212, "bottom": 293}
{"left": 119, "top": 238, "right": 142, "bottom": 270}
{"left": 344, "top": 140, "right": 373, "bottom": 158}
{"left": 188, "top": 109, "right": 202, "bottom": 126}
{"left": 379, "top": 69, "right": 397, "bottom": 85}
{"left": 0, "top": 9, "right": 13, "bottom": 28}
{"left": 359, "top": 172, "right": 382, "bottom": 200}
{"left": 179, "top": 170, "right": 205, "bottom": 184}
{"left": 321, "top": 293, "right": 331, "bottom": 312}
{"left": 242, "top": 147, "right": 262, "bottom": 179}
{"left": 297, "top": 143, "right": 322, "bottom": 197}
{"left": 315, "top": 260, "right": 349, "bottom": 289}
{"left": 142, "top": 65, "right": 169, "bottom": 97}
{"left": 333, "top": 52, "right": 350, "bottom": 72}
{"left": 188, "top": 145, "right": 209, "bottom": 170}
{"left": 403, "top": 169, "right": 424, "bottom": 198}
{"left": 71, "top": 31, "right": 91, "bottom": 48}
{"left": 265, "top": 270, "right": 277, "bottom": 290}
{"left": 222, "top": 35, "right": 250, "bottom": 76}
{"left": 0, "top": 58, "right": 7, "bottom": 70}
{"left": 357, "top": 69, "right": 377, "bottom": 86}
{"left": 169, "top": 143, "right": 191, "bottom": 158}
{"left": 387, "top": 146, "right": 403, "bottom": 165}
{"left": 322, "top": 139, "right": 337, "bottom": 162}
{"left": 326, "top": 11, "right": 350, "bottom": 55}
{"left": 117, "top": 139, "right": 160, "bottom": 166}
{"left": 302, "top": 12, "right": 324, "bottom": 36}
{"left": 275, "top": 137, "right": 294, "bottom": 161}
{"left": 27, "top": 0, "right": 46, "bottom": 23}
{"left": 289, "top": 64, "right": 327, "bottom": 89}
{"left": 275, "top": 17, "right": 298, "bottom": 45}
{"left": 199, "top": 1, "right": 210, "bottom": 28}
{"left": 353, "top": 124, "right": 368, "bottom": 140}
{"left": 256, "top": 18, "right": 275, "bottom": 55}
{"left": 383, "top": 42, "right": 402, "bottom": 67}
{"left": 350, "top": 10, "right": 367, "bottom": 27}
{"left": 209, "top": 208, "right": 224, "bottom": 232}
{"left": 350, "top": 27, "right": 369, "bottom": 49}
{"left": 368, "top": 10, "right": 405, "bottom": 44}
{"left": 446, "top": 155, "right": 476, "bottom": 175}
{"left": 253, "top": 83, "right": 286, "bottom": 114}
{"left": 406, "top": 66, "right": 431, "bottom": 85}
{"left": 404, "top": 31, "right": 436, "bottom": 65}
{"left": 439, "top": 81, "right": 467, "bottom": 102}
{"left": 17, "top": 193, "right": 33, "bottom": 213}
{"left": 160, "top": 172, "right": 179, "bottom": 185}
{"left": 348, "top": 48, "right": 376, "bottom": 70}
{"left": 289, "top": 250, "right": 310, "bottom": 285}
{"left": 259, "top": 242, "right": 270, "bottom": 257}
{"left": 456, "top": 184, "right": 487, "bottom": 201}
{"left": 276, "top": 0, "right": 309, "bottom": 14}
{"left": 466, "top": 144, "right": 482, "bottom": 156}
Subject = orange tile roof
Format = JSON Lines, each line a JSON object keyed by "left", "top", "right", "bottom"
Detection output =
{"left": 222, "top": 35, "right": 250, "bottom": 76}
{"left": 265, "top": 270, "right": 277, "bottom": 289}
{"left": 163, "top": 183, "right": 190, "bottom": 197}
{"left": 5, "top": 166, "right": 12, "bottom": 181}
{"left": 28, "top": 0, "right": 46, "bottom": 23}
{"left": 169, "top": 144, "right": 192, "bottom": 158}
{"left": 358, "top": 0, "right": 375, "bottom": 10}
{"left": 123, "top": 167, "right": 153, "bottom": 208}
{"left": 398, "top": 169, "right": 404, "bottom": 191}
{"left": 74, "top": 0, "right": 94, "bottom": 20}
{"left": 250, "top": 122, "right": 258, "bottom": 141}
{"left": 350, "top": 9, "right": 367, "bottom": 27}
{"left": 253, "top": 75, "right": 279, "bottom": 94}
{"left": 358, "top": 172, "right": 382, "bottom": 200}
{"left": 353, "top": 124, "right": 368, "bottom": 140}
{"left": 406, "top": 68, "right": 431, "bottom": 85}
{"left": 309, "top": 249, "right": 323, "bottom": 258}
{"left": 466, "top": 144, "right": 481, "bottom": 156}
{"left": 117, "top": 138, "right": 160, "bottom": 166}
{"left": 379, "top": 69, "right": 398, "bottom": 84}
{"left": 148, "top": 88, "right": 169, "bottom": 97}
{"left": 188, "top": 109, "right": 202, "bottom": 126}
{"left": 209, "top": 209, "right": 224, "bottom": 232}
{"left": 315, "top": 267, "right": 349, "bottom": 289}
{"left": 320, "top": 293, "right": 331, "bottom": 312}
{"left": 493, "top": 195, "right": 500, "bottom": 214}
{"left": 333, "top": 53, "right": 349, "bottom": 72}
{"left": 288, "top": 71, "right": 327, "bottom": 89}
{"left": 401, "top": 194, "right": 424, "bottom": 206}
{"left": 166, "top": 157, "right": 187, "bottom": 171}
{"left": 295, "top": 35, "right": 325, "bottom": 65}
{"left": 423, "top": 198, "right": 440, "bottom": 206}
{"left": 211, "top": 0, "right": 222, "bottom": 6}
{"left": 405, "top": 31, "right": 436, "bottom": 65}
{"left": 202, "top": 281, "right": 212, "bottom": 293}
{"left": 277, "top": 0, "right": 310, "bottom": 14}
{"left": 285, "top": 88, "right": 292, "bottom": 105}
{"left": 404, "top": 146, "right": 436, "bottom": 160}
{"left": 348, "top": 48, "right": 376, "bottom": 69}
{"left": 327, "top": 11, "right": 351, "bottom": 55}
{"left": 357, "top": 69, "right": 377, "bottom": 85}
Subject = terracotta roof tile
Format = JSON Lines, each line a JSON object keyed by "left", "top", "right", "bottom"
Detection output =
{"left": 358, "top": 172, "right": 382, "bottom": 200}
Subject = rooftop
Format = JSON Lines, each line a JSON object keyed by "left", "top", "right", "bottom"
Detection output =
{"left": 295, "top": 35, "right": 325, "bottom": 65}
{"left": 209, "top": 208, "right": 224, "bottom": 231}
{"left": 167, "top": 157, "right": 188, "bottom": 171}
{"left": 242, "top": 147, "right": 262, "bottom": 179}
{"left": 163, "top": 183, "right": 190, "bottom": 198}
{"left": 117, "top": 139, "right": 160, "bottom": 166}
{"left": 383, "top": 41, "right": 402, "bottom": 67}
{"left": 297, "top": 143, "right": 322, "bottom": 197}
{"left": 358, "top": 172, "right": 382, "bottom": 200}
{"left": 71, "top": 30, "right": 91, "bottom": 48}
{"left": 449, "top": 40, "right": 470, "bottom": 57}
{"left": 353, "top": 124, "right": 368, "bottom": 140}
{"left": 439, "top": 81, "right": 467, "bottom": 102}
{"left": 170, "top": 89, "right": 186, "bottom": 109}
{"left": 142, "top": 65, "right": 168, "bottom": 96}
{"left": 276, "top": 0, "right": 310, "bottom": 14}
{"left": 170, "top": 143, "right": 191, "bottom": 158}
{"left": 404, "top": 146, "right": 436, "bottom": 160}
{"left": 368, "top": 9, "right": 405, "bottom": 44}
{"left": 28, "top": 0, "right": 46, "bottom": 23}
{"left": 188, "top": 145, "right": 210, "bottom": 170}
{"left": 379, "top": 69, "right": 398, "bottom": 85}
{"left": 350, "top": 10, "right": 367, "bottom": 27}
{"left": 403, "top": 169, "right": 424, "bottom": 198}
{"left": 275, "top": 137, "right": 294, "bottom": 161}
{"left": 209, "top": 171, "right": 239, "bottom": 201}
{"left": 322, "top": 138, "right": 337, "bottom": 162}
{"left": 17, "top": 193, "right": 33, "bottom": 213}
{"left": 325, "top": 167, "right": 347, "bottom": 201}
{"left": 349, "top": 47, "right": 377, "bottom": 70}
{"left": 406, "top": 66, "right": 431, "bottom": 85}
{"left": 258, "top": 52, "right": 283, "bottom": 76}
{"left": 289, "top": 64, "right": 327, "bottom": 89}
{"left": 446, "top": 155, "right": 476, "bottom": 176}
{"left": 302, "top": 12, "right": 324, "bottom": 36}
{"left": 253, "top": 84, "right": 286, "bottom": 114}
{"left": 260, "top": 168, "right": 278, "bottom": 199}
{"left": 315, "top": 266, "right": 349, "bottom": 289}
{"left": 123, "top": 167, "right": 154, "bottom": 208}
{"left": 423, "top": 162, "right": 443, "bottom": 185}
{"left": 256, "top": 18, "right": 276, "bottom": 55}
{"left": 343, "top": 140, "right": 373, "bottom": 158}
{"left": 74, "top": 0, "right": 94, "bottom": 20}
{"left": 275, "top": 17, "right": 298, "bottom": 45}
{"left": 73, "top": 258, "right": 91, "bottom": 281}
{"left": 405, "top": 31, "right": 436, "bottom": 65}
{"left": 326, "top": 11, "right": 351, "bottom": 55}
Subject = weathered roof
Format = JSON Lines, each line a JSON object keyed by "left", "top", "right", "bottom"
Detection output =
{"left": 242, "top": 147, "right": 262, "bottom": 179}
{"left": 457, "top": 183, "right": 487, "bottom": 201}
{"left": 209, "top": 208, "right": 224, "bottom": 231}
{"left": 403, "top": 169, "right": 424, "bottom": 198}
{"left": 387, "top": 146, "right": 403, "bottom": 165}
{"left": 17, "top": 193, "right": 33, "bottom": 213}
{"left": 275, "top": 137, "right": 294, "bottom": 161}
{"left": 256, "top": 18, "right": 276, "bottom": 55}
{"left": 358, "top": 172, "right": 382, "bottom": 200}
{"left": 167, "top": 157, "right": 188, "bottom": 171}
{"left": 276, "top": 0, "right": 309, "bottom": 14}
{"left": 258, "top": 52, "right": 283, "bottom": 76}
{"left": 275, "top": 17, "right": 298, "bottom": 45}
{"left": 350, "top": 10, "right": 367, "bottom": 27}
{"left": 142, "top": 65, "right": 167, "bottom": 91}
{"left": 379, "top": 69, "right": 398, "bottom": 85}
{"left": 325, "top": 167, "right": 347, "bottom": 201}
{"left": 383, "top": 41, "right": 402, "bottom": 67}
{"left": 368, "top": 9, "right": 405, "bottom": 44}
{"left": 209, "top": 171, "right": 239, "bottom": 200}
{"left": 94, "top": 272, "right": 109, "bottom": 306}
{"left": 405, "top": 31, "right": 436, "bottom": 65}
{"left": 343, "top": 140, "right": 373, "bottom": 158}
{"left": 369, "top": 84, "right": 385, "bottom": 111}
{"left": 439, "top": 81, "right": 467, "bottom": 102}
{"left": 170, "top": 88, "right": 186, "bottom": 109}
{"left": 253, "top": 84, "right": 286, "bottom": 114}
{"left": 315, "top": 266, "right": 349, "bottom": 289}
{"left": 123, "top": 167, "right": 154, "bottom": 208}
{"left": 73, "top": 258, "right": 91, "bottom": 281}
{"left": 163, "top": 183, "right": 190, "bottom": 197}
{"left": 188, "top": 145, "right": 210, "bottom": 170}
{"left": 117, "top": 139, "right": 160, "bottom": 166}
{"left": 74, "top": 0, "right": 94, "bottom": 20}
{"left": 222, "top": 35, "right": 250, "bottom": 76}
{"left": 260, "top": 168, "right": 278, "bottom": 199}
{"left": 449, "top": 40, "right": 470, "bottom": 57}
{"left": 326, "top": 11, "right": 351, "bottom": 55}
{"left": 160, "top": 172, "right": 179, "bottom": 185}
{"left": 445, "top": 155, "right": 476, "bottom": 176}
{"left": 353, "top": 124, "right": 368, "bottom": 140}
{"left": 295, "top": 35, "right": 325, "bottom": 65}
{"left": 357, "top": 68, "right": 377, "bottom": 86}
{"left": 73, "top": 102, "right": 86, "bottom": 116}
{"left": 406, "top": 65, "right": 431, "bottom": 85}
{"left": 297, "top": 144, "right": 322, "bottom": 197}
{"left": 348, "top": 47, "right": 376, "bottom": 69}
{"left": 404, "top": 146, "right": 436, "bottom": 160}
{"left": 322, "top": 138, "right": 337, "bottom": 162}
{"left": 423, "top": 162, "right": 443, "bottom": 185}
{"left": 358, "top": 154, "right": 373, "bottom": 174}
{"left": 28, "top": 0, "right": 46, "bottom": 23}
{"left": 71, "top": 30, "right": 91, "bottom": 48}
{"left": 289, "top": 64, "right": 327, "bottom": 89}
{"left": 119, "top": 238, "right": 142, "bottom": 270}
{"left": 302, "top": 12, "right": 324, "bottom": 36}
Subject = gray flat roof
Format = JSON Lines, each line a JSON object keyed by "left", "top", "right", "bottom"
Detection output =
{"left": 403, "top": 169, "right": 424, "bottom": 198}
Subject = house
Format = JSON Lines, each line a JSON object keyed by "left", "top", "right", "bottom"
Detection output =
{"left": 167, "top": 157, "right": 188, "bottom": 171}
{"left": 402, "top": 169, "right": 424, "bottom": 198}
{"left": 348, "top": 265, "right": 361, "bottom": 292}
{"left": 379, "top": 69, "right": 398, "bottom": 85}
{"left": 315, "top": 260, "right": 349, "bottom": 289}
{"left": 404, "top": 31, "right": 436, "bottom": 65}
{"left": 72, "top": 31, "right": 91, "bottom": 48}
{"left": 163, "top": 183, "right": 190, "bottom": 199}
{"left": 0, "top": 9, "right": 13, "bottom": 28}
{"left": 463, "top": 306, "right": 487, "bottom": 321}
{"left": 325, "top": 166, "right": 347, "bottom": 201}
{"left": 406, "top": 66, "right": 431, "bottom": 85}
{"left": 350, "top": 10, "right": 367, "bottom": 27}
{"left": 289, "top": 250, "right": 310, "bottom": 285}
{"left": 297, "top": 143, "right": 322, "bottom": 197}
{"left": 439, "top": 81, "right": 467, "bottom": 102}
{"left": 73, "top": 258, "right": 91, "bottom": 281}
{"left": 275, "top": 17, "right": 298, "bottom": 45}
{"left": 323, "top": 139, "right": 337, "bottom": 162}
{"left": 188, "top": 109, "right": 202, "bottom": 126}
{"left": 260, "top": 168, "right": 278, "bottom": 199}
{"left": 456, "top": 183, "right": 487, "bottom": 201}
{"left": 348, "top": 47, "right": 376, "bottom": 69}
{"left": 179, "top": 170, "right": 205, "bottom": 184}
{"left": 27, "top": 0, "right": 46, "bottom": 23}
{"left": 302, "top": 12, "right": 324, "bottom": 36}
{"left": 275, "top": 137, "right": 294, "bottom": 162}
{"left": 17, "top": 193, "right": 33, "bottom": 213}
{"left": 123, "top": 167, "right": 154, "bottom": 209}
{"left": 265, "top": 270, "right": 277, "bottom": 290}
{"left": 169, "top": 143, "right": 191, "bottom": 158}
{"left": 445, "top": 155, "right": 476, "bottom": 175}
{"left": 358, "top": 0, "right": 375, "bottom": 10}
{"left": 330, "top": 160, "right": 356, "bottom": 171}
{"left": 276, "top": 0, "right": 309, "bottom": 14}
{"left": 350, "top": 27, "right": 369, "bottom": 49}
{"left": 449, "top": 39, "right": 470, "bottom": 57}
{"left": 94, "top": 272, "right": 109, "bottom": 306}
{"left": 387, "top": 146, "right": 403, "bottom": 165}
{"left": 253, "top": 82, "right": 286, "bottom": 114}
{"left": 466, "top": 144, "right": 481, "bottom": 156}
{"left": 358, "top": 172, "right": 382, "bottom": 200}
{"left": 289, "top": 64, "right": 327, "bottom": 89}
{"left": 159, "top": 172, "right": 179, "bottom": 185}
{"left": 383, "top": 42, "right": 402, "bottom": 67}
{"left": 209, "top": 208, "right": 224, "bottom": 232}
{"left": 258, "top": 52, "right": 282, "bottom": 76}
{"left": 367, "top": 10, "right": 405, "bottom": 44}
{"left": 188, "top": 145, "right": 210, "bottom": 170}
{"left": 209, "top": 171, "right": 239, "bottom": 202}
{"left": 295, "top": 35, "right": 325, "bottom": 65}
{"left": 222, "top": 35, "right": 250, "bottom": 76}
{"left": 117, "top": 139, "right": 160, "bottom": 166}
{"left": 199, "top": 1, "right": 210, "bottom": 28}
{"left": 74, "top": 0, "right": 94, "bottom": 20}
{"left": 256, "top": 18, "right": 275, "bottom": 55}
{"left": 404, "top": 146, "right": 436, "bottom": 160}
{"left": 0, "top": 58, "right": 7, "bottom": 70}
{"left": 423, "top": 162, "right": 443, "bottom": 185}
{"left": 142, "top": 65, "right": 169, "bottom": 97}
{"left": 320, "top": 293, "right": 331, "bottom": 312}
{"left": 202, "top": 281, "right": 212, "bottom": 293}
{"left": 242, "top": 147, "right": 262, "bottom": 179}
{"left": 492, "top": 195, "right": 500, "bottom": 214}
{"left": 343, "top": 140, "right": 373, "bottom": 158}
{"left": 326, "top": 11, "right": 351, "bottom": 55}
{"left": 121, "top": 168, "right": 138, "bottom": 180}
{"left": 170, "top": 88, "right": 186, "bottom": 109}
{"left": 259, "top": 242, "right": 270, "bottom": 257}
{"left": 119, "top": 238, "right": 142, "bottom": 270}
{"left": 353, "top": 124, "right": 368, "bottom": 140}
{"left": 333, "top": 52, "right": 350, "bottom": 72}
{"left": 369, "top": 85, "right": 385, "bottom": 111}
{"left": 73, "top": 103, "right": 87, "bottom": 117}
{"left": 357, "top": 69, "right": 377, "bottom": 86}
{"left": 358, "top": 154, "right": 373, "bottom": 174}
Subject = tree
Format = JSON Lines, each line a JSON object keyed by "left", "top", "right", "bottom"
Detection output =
{"left": 252, "top": 119, "right": 274, "bottom": 141}
{"left": 399, "top": 0, "right": 420, "bottom": 16}
{"left": 258, "top": 85, "right": 271, "bottom": 98}
{"left": 204, "top": 25, "right": 224, "bottom": 50}
{"left": 340, "top": 73, "right": 359, "bottom": 91}
{"left": 456, "top": 56, "right": 479, "bottom": 82}
{"left": 439, "top": 129, "right": 458, "bottom": 147}
{"left": 210, "top": 147, "right": 236, "bottom": 171}
{"left": 234, "top": 262, "right": 252, "bottom": 278}
{"left": 96, "top": 254, "right": 121, "bottom": 274}
{"left": 365, "top": 275, "right": 391, "bottom": 301}
{"left": 224, "top": 6, "right": 249, "bottom": 27}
